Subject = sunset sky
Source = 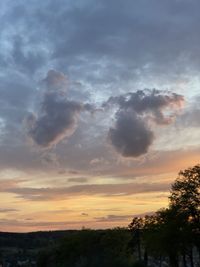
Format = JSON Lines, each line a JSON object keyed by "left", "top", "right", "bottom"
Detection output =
{"left": 0, "top": 0, "right": 200, "bottom": 232}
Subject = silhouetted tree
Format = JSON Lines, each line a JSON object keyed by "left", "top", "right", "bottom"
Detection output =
{"left": 128, "top": 217, "right": 143, "bottom": 262}
{"left": 129, "top": 164, "right": 200, "bottom": 267}
{"left": 170, "top": 164, "right": 200, "bottom": 264}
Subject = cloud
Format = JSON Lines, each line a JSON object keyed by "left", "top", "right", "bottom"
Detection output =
{"left": 6, "top": 181, "right": 170, "bottom": 201}
{"left": 109, "top": 109, "right": 154, "bottom": 157}
{"left": 94, "top": 214, "right": 133, "bottom": 222}
{"left": 107, "top": 89, "right": 184, "bottom": 157}
{"left": 81, "top": 213, "right": 89, "bottom": 216}
{"left": 94, "top": 211, "right": 155, "bottom": 222}
{"left": 27, "top": 96, "right": 83, "bottom": 148}
{"left": 0, "top": 208, "right": 19, "bottom": 213}
{"left": 105, "top": 89, "right": 184, "bottom": 125}
{"left": 3, "top": 0, "right": 200, "bottom": 92}
{"left": 11, "top": 35, "right": 47, "bottom": 74}
{"left": 40, "top": 152, "right": 60, "bottom": 168}
{"left": 0, "top": 178, "right": 24, "bottom": 191}
{"left": 0, "top": 75, "right": 34, "bottom": 109}
{"left": 42, "top": 69, "right": 68, "bottom": 92}
{"left": 177, "top": 108, "right": 200, "bottom": 128}
{"left": 68, "top": 177, "right": 88, "bottom": 183}
{"left": 0, "top": 73, "right": 35, "bottom": 148}
{"left": 26, "top": 70, "right": 92, "bottom": 148}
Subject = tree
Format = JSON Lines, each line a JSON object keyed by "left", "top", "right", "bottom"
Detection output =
{"left": 129, "top": 164, "right": 200, "bottom": 267}
{"left": 128, "top": 217, "right": 143, "bottom": 262}
{"left": 169, "top": 164, "right": 200, "bottom": 265}
{"left": 170, "top": 164, "right": 200, "bottom": 219}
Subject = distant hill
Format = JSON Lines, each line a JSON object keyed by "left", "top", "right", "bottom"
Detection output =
{"left": 0, "top": 230, "right": 76, "bottom": 249}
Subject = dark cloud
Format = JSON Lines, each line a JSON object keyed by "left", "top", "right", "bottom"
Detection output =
{"left": 105, "top": 89, "right": 184, "bottom": 125}
{"left": 107, "top": 90, "right": 184, "bottom": 157}
{"left": 109, "top": 109, "right": 154, "bottom": 157}
{"left": 27, "top": 95, "right": 83, "bottom": 148}
{"left": 26, "top": 70, "right": 92, "bottom": 148}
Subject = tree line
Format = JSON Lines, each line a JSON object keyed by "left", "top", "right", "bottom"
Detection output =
{"left": 38, "top": 164, "right": 200, "bottom": 267}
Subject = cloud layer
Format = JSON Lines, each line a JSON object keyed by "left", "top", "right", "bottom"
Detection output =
{"left": 0, "top": 0, "right": 199, "bottom": 231}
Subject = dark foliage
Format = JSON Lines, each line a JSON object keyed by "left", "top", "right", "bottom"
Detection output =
{"left": 37, "top": 228, "right": 133, "bottom": 267}
{"left": 129, "top": 164, "right": 200, "bottom": 267}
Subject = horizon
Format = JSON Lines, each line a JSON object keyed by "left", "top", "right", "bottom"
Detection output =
{"left": 0, "top": 0, "right": 200, "bottom": 232}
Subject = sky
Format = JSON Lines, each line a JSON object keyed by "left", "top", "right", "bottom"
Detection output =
{"left": 0, "top": 0, "right": 200, "bottom": 232}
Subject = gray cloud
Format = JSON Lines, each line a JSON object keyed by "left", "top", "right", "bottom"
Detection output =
{"left": 105, "top": 89, "right": 184, "bottom": 125}
{"left": 27, "top": 95, "right": 83, "bottom": 148}
{"left": 0, "top": 77, "right": 34, "bottom": 109}
{"left": 11, "top": 35, "right": 47, "bottom": 74}
{"left": 26, "top": 70, "right": 92, "bottom": 148}
{"left": 107, "top": 90, "right": 184, "bottom": 157}
{"left": 0, "top": 73, "right": 35, "bottom": 148}
{"left": 42, "top": 69, "right": 68, "bottom": 92}
{"left": 109, "top": 109, "right": 154, "bottom": 157}
{"left": 2, "top": 0, "right": 200, "bottom": 87}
